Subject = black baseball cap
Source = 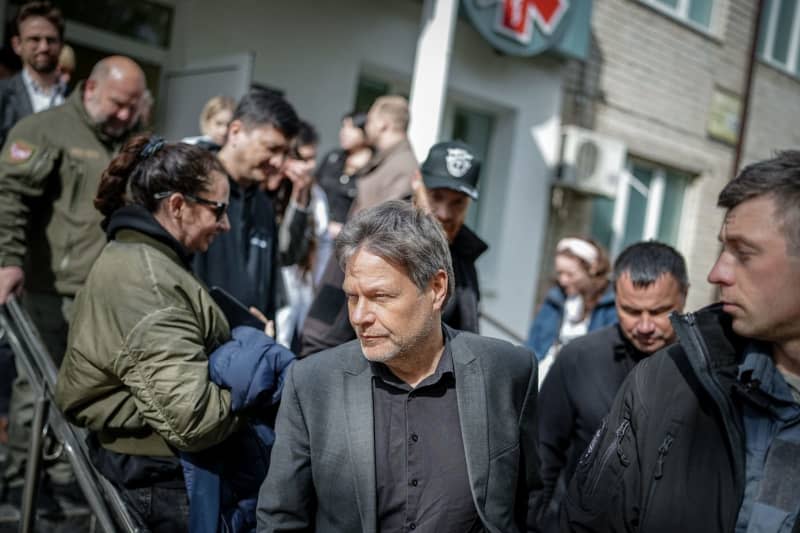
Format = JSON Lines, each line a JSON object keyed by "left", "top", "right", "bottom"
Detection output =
{"left": 420, "top": 141, "right": 481, "bottom": 200}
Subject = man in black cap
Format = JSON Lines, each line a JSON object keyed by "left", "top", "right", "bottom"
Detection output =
{"left": 414, "top": 141, "right": 488, "bottom": 333}
{"left": 300, "top": 141, "right": 489, "bottom": 355}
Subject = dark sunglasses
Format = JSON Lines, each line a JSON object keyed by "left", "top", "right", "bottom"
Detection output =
{"left": 153, "top": 192, "right": 228, "bottom": 222}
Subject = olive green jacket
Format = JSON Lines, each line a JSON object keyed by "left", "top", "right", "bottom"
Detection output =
{"left": 55, "top": 223, "right": 237, "bottom": 457}
{"left": 0, "top": 84, "right": 121, "bottom": 296}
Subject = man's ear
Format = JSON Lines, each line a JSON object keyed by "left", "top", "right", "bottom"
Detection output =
{"left": 429, "top": 269, "right": 449, "bottom": 311}
{"left": 83, "top": 77, "right": 98, "bottom": 100}
{"left": 226, "top": 119, "right": 244, "bottom": 140}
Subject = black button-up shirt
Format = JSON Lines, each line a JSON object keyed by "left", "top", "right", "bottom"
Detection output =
{"left": 371, "top": 333, "right": 484, "bottom": 533}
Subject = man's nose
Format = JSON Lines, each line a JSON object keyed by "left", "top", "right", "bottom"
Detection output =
{"left": 116, "top": 106, "right": 132, "bottom": 122}
{"left": 708, "top": 252, "right": 733, "bottom": 286}
{"left": 434, "top": 204, "right": 451, "bottom": 223}
{"left": 636, "top": 315, "right": 655, "bottom": 334}
{"left": 349, "top": 299, "right": 373, "bottom": 327}
{"left": 271, "top": 153, "right": 286, "bottom": 169}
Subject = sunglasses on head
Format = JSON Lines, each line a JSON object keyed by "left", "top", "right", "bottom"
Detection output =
{"left": 153, "top": 191, "right": 228, "bottom": 222}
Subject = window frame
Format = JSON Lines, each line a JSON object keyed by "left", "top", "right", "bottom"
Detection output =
{"left": 759, "top": 0, "right": 800, "bottom": 78}
{"left": 638, "top": 0, "right": 716, "bottom": 35}
{"left": 605, "top": 159, "right": 689, "bottom": 257}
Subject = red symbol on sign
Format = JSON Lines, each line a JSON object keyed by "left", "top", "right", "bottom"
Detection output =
{"left": 481, "top": 0, "right": 568, "bottom": 43}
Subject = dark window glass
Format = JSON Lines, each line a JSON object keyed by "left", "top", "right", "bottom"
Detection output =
{"left": 354, "top": 77, "right": 390, "bottom": 114}
{"left": 773, "top": 0, "right": 796, "bottom": 65}
{"left": 9, "top": 0, "right": 174, "bottom": 48}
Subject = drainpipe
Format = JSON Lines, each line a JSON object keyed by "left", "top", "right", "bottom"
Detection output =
{"left": 731, "top": 0, "right": 765, "bottom": 179}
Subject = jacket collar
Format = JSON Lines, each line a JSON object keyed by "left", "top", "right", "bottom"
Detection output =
{"left": 612, "top": 324, "right": 649, "bottom": 364}
{"left": 340, "top": 325, "right": 490, "bottom": 529}
{"left": 670, "top": 303, "right": 749, "bottom": 491}
{"left": 106, "top": 204, "right": 194, "bottom": 269}
{"left": 451, "top": 225, "right": 489, "bottom": 262}
{"left": 9, "top": 73, "right": 34, "bottom": 115}
{"left": 448, "top": 328, "right": 490, "bottom": 518}
{"left": 672, "top": 304, "right": 746, "bottom": 370}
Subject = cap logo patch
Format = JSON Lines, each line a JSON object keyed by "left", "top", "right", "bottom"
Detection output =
{"left": 445, "top": 148, "right": 474, "bottom": 178}
{"left": 9, "top": 142, "right": 33, "bottom": 162}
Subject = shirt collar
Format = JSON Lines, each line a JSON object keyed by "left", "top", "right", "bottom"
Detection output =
{"left": 21, "top": 67, "right": 66, "bottom": 98}
{"left": 739, "top": 342, "right": 796, "bottom": 406}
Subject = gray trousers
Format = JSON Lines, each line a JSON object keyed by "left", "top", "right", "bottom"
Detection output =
{"left": 2, "top": 292, "right": 75, "bottom": 494}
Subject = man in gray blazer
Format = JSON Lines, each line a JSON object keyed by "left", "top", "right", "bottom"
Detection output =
{"left": 0, "top": 2, "right": 66, "bottom": 148}
{"left": 258, "top": 201, "right": 540, "bottom": 532}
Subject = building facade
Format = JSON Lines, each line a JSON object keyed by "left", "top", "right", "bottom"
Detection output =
{"left": 0, "top": 0, "right": 591, "bottom": 342}
{"left": 2, "top": 0, "right": 796, "bottom": 338}
{"left": 544, "top": 0, "right": 800, "bottom": 311}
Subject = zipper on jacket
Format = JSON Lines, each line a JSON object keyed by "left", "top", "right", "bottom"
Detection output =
{"left": 640, "top": 432, "right": 675, "bottom": 527}
{"left": 587, "top": 417, "right": 631, "bottom": 496}
{"left": 653, "top": 434, "right": 674, "bottom": 479}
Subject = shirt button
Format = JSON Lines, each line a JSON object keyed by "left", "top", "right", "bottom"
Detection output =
{"left": 410, "top": 479, "right": 418, "bottom": 487}
{"left": 411, "top": 433, "right": 419, "bottom": 442}
{"left": 409, "top": 523, "right": 416, "bottom": 530}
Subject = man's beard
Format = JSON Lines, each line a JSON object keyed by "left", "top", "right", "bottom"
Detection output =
{"left": 362, "top": 311, "right": 438, "bottom": 365}
{"left": 29, "top": 57, "right": 57, "bottom": 75}
{"left": 101, "top": 121, "right": 131, "bottom": 140}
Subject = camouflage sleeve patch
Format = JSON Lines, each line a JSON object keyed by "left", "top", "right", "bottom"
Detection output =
{"left": 3, "top": 140, "right": 37, "bottom": 164}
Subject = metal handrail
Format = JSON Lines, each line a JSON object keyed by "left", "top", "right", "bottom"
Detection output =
{"left": 478, "top": 309, "right": 525, "bottom": 344}
{"left": 1, "top": 297, "right": 140, "bottom": 533}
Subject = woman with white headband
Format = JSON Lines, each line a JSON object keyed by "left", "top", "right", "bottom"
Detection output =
{"left": 525, "top": 237, "right": 617, "bottom": 380}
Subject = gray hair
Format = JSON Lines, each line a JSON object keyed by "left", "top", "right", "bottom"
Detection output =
{"left": 719, "top": 150, "right": 800, "bottom": 256}
{"left": 335, "top": 201, "right": 455, "bottom": 305}
{"left": 612, "top": 241, "right": 689, "bottom": 294}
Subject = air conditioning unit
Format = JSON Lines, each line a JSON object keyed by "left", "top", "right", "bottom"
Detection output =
{"left": 556, "top": 126, "right": 627, "bottom": 198}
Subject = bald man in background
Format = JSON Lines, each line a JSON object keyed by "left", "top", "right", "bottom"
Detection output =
{"left": 0, "top": 55, "right": 145, "bottom": 518}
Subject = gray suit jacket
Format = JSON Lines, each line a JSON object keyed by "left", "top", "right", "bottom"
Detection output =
{"left": 257, "top": 327, "right": 540, "bottom": 532}
{"left": 0, "top": 73, "right": 34, "bottom": 149}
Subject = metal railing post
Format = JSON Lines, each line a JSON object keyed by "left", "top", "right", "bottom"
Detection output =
{"left": 18, "top": 396, "right": 48, "bottom": 533}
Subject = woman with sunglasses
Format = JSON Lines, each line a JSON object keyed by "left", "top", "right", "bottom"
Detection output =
{"left": 55, "top": 135, "right": 235, "bottom": 531}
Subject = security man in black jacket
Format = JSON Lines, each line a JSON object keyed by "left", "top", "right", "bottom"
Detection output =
{"left": 564, "top": 151, "right": 800, "bottom": 532}
{"left": 535, "top": 241, "right": 688, "bottom": 531}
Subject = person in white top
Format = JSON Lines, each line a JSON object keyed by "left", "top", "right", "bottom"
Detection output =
{"left": 275, "top": 122, "right": 332, "bottom": 350}
{"left": 527, "top": 237, "right": 617, "bottom": 385}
